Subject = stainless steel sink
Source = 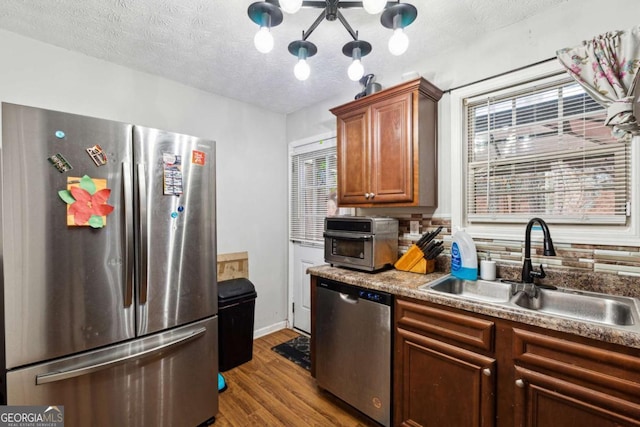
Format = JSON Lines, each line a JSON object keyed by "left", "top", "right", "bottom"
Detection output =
{"left": 419, "top": 275, "right": 514, "bottom": 303}
{"left": 511, "top": 288, "right": 637, "bottom": 326}
{"left": 420, "top": 274, "right": 640, "bottom": 329}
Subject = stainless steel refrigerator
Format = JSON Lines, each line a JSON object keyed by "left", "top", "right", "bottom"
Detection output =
{"left": 0, "top": 103, "right": 218, "bottom": 427}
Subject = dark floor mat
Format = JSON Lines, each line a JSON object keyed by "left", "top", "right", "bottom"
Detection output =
{"left": 271, "top": 334, "right": 310, "bottom": 371}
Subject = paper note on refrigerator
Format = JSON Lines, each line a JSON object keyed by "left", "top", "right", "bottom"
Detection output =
{"left": 59, "top": 176, "right": 113, "bottom": 228}
{"left": 163, "top": 153, "right": 183, "bottom": 195}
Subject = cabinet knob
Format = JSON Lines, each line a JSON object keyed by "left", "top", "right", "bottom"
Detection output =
{"left": 515, "top": 379, "right": 525, "bottom": 388}
{"left": 482, "top": 368, "right": 491, "bottom": 377}
{"left": 369, "top": 193, "right": 375, "bottom": 199}
{"left": 364, "top": 192, "right": 371, "bottom": 199}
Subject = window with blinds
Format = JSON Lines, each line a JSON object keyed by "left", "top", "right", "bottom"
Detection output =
{"left": 465, "top": 76, "right": 630, "bottom": 224}
{"left": 290, "top": 145, "right": 338, "bottom": 243}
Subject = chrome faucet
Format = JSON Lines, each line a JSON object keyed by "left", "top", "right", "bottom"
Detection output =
{"left": 521, "top": 218, "right": 556, "bottom": 296}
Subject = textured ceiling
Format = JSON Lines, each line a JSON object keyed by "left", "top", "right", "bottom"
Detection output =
{"left": 0, "top": 0, "right": 567, "bottom": 114}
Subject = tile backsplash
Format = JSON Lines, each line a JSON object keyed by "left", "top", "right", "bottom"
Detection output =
{"left": 394, "top": 214, "right": 640, "bottom": 298}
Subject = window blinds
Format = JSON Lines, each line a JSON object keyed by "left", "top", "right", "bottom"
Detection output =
{"left": 465, "top": 77, "right": 630, "bottom": 224}
{"left": 290, "top": 145, "right": 338, "bottom": 242}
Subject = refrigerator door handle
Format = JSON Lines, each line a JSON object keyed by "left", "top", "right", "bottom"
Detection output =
{"left": 35, "top": 327, "right": 206, "bottom": 385}
{"left": 137, "top": 163, "right": 149, "bottom": 304}
{"left": 123, "top": 161, "right": 134, "bottom": 307}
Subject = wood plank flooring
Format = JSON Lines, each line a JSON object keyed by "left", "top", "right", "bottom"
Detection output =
{"left": 215, "top": 328, "right": 378, "bottom": 427}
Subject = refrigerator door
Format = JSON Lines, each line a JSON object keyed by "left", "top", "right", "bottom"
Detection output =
{"left": 1, "top": 104, "right": 136, "bottom": 369}
{"left": 6, "top": 315, "right": 218, "bottom": 427}
{"left": 133, "top": 126, "right": 216, "bottom": 336}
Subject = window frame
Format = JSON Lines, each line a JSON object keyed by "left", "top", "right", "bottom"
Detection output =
{"left": 450, "top": 61, "right": 640, "bottom": 246}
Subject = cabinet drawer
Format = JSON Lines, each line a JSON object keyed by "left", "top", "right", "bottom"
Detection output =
{"left": 396, "top": 298, "right": 494, "bottom": 352}
{"left": 513, "top": 328, "right": 640, "bottom": 403}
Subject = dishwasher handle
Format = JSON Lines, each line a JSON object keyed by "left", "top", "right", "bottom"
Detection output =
{"left": 339, "top": 293, "right": 359, "bottom": 304}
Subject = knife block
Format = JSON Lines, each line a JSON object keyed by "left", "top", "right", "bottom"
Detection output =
{"left": 394, "top": 245, "right": 436, "bottom": 274}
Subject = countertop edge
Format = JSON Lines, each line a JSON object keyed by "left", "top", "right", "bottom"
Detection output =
{"left": 308, "top": 265, "right": 640, "bottom": 350}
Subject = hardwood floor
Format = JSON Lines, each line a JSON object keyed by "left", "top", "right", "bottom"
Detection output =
{"left": 215, "top": 328, "right": 378, "bottom": 427}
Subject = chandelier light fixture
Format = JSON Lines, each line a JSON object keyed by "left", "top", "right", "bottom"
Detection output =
{"left": 247, "top": 1, "right": 418, "bottom": 81}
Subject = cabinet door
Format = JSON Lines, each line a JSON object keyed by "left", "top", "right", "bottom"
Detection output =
{"left": 512, "top": 328, "right": 640, "bottom": 427}
{"left": 396, "top": 327, "right": 496, "bottom": 427}
{"left": 337, "top": 106, "right": 370, "bottom": 204}
{"left": 370, "top": 92, "right": 413, "bottom": 203}
{"left": 514, "top": 367, "right": 640, "bottom": 427}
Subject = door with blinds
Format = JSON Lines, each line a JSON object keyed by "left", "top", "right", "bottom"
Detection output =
{"left": 289, "top": 136, "right": 339, "bottom": 333}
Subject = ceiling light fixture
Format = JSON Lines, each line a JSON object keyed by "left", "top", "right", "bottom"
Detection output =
{"left": 363, "top": 0, "right": 387, "bottom": 15}
{"left": 247, "top": 1, "right": 418, "bottom": 80}
{"left": 289, "top": 40, "right": 317, "bottom": 81}
{"left": 248, "top": 1, "right": 283, "bottom": 53}
{"left": 279, "top": 0, "right": 304, "bottom": 14}
{"left": 381, "top": 2, "right": 417, "bottom": 56}
{"left": 343, "top": 40, "right": 372, "bottom": 81}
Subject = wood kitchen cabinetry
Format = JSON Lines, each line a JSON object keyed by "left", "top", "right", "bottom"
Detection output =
{"left": 330, "top": 78, "right": 443, "bottom": 207}
{"left": 394, "top": 296, "right": 640, "bottom": 427}
{"left": 512, "top": 328, "right": 640, "bottom": 426}
{"left": 394, "top": 297, "right": 497, "bottom": 427}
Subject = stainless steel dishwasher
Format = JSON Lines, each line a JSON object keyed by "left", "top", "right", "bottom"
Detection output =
{"left": 316, "top": 278, "right": 392, "bottom": 427}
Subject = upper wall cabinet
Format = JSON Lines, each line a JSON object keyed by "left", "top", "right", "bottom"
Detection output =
{"left": 330, "top": 78, "right": 443, "bottom": 207}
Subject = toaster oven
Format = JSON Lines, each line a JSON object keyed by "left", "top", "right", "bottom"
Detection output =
{"left": 323, "top": 216, "right": 398, "bottom": 272}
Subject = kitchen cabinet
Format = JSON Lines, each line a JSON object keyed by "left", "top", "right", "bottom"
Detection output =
{"left": 330, "top": 78, "right": 442, "bottom": 207}
{"left": 512, "top": 328, "right": 640, "bottom": 427}
{"left": 394, "top": 296, "right": 640, "bottom": 427}
{"left": 310, "top": 270, "right": 640, "bottom": 427}
{"left": 394, "top": 297, "right": 497, "bottom": 427}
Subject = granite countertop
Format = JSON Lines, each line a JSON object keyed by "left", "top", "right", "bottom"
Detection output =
{"left": 308, "top": 265, "right": 640, "bottom": 350}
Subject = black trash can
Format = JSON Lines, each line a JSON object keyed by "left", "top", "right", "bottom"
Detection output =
{"left": 218, "top": 278, "right": 257, "bottom": 372}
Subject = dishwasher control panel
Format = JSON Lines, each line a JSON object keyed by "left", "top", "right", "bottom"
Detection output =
{"left": 358, "top": 289, "right": 389, "bottom": 304}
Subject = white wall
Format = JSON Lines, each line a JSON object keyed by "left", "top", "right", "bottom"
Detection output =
{"left": 0, "top": 29, "right": 288, "bottom": 333}
{"left": 286, "top": 0, "right": 640, "bottom": 217}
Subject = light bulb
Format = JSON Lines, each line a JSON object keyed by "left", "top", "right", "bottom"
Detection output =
{"left": 279, "top": 0, "right": 303, "bottom": 14}
{"left": 294, "top": 59, "right": 310, "bottom": 81}
{"left": 254, "top": 27, "right": 274, "bottom": 53}
{"left": 348, "top": 59, "right": 364, "bottom": 81}
{"left": 388, "top": 28, "right": 409, "bottom": 56}
{"left": 362, "top": 0, "right": 386, "bottom": 14}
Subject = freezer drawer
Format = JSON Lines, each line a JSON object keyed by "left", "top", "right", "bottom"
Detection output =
{"left": 5, "top": 316, "right": 218, "bottom": 427}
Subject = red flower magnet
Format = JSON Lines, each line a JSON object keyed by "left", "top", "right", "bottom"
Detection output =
{"left": 58, "top": 175, "right": 114, "bottom": 228}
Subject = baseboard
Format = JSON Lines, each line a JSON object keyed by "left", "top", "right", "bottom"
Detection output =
{"left": 253, "top": 321, "right": 288, "bottom": 339}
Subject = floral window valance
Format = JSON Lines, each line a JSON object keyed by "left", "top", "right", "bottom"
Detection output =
{"left": 557, "top": 26, "right": 640, "bottom": 141}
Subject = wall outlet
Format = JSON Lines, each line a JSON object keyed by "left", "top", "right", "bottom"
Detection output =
{"left": 410, "top": 220, "right": 420, "bottom": 235}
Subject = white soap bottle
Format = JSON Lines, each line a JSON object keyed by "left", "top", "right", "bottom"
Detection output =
{"left": 451, "top": 229, "right": 478, "bottom": 280}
